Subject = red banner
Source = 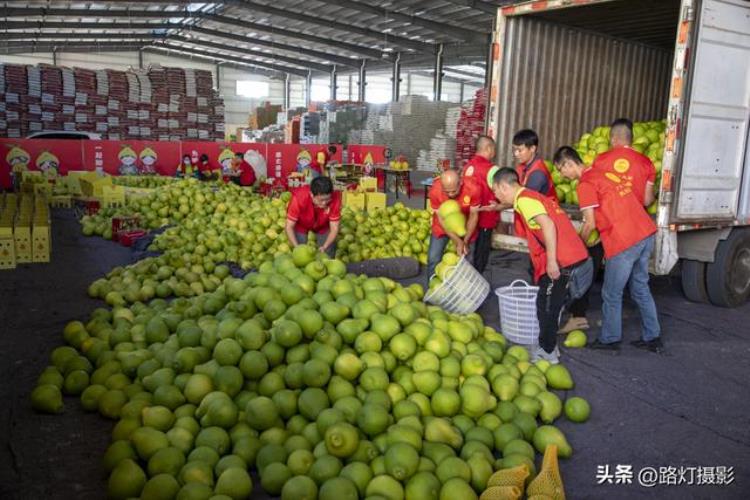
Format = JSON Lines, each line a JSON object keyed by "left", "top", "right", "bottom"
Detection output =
{"left": 348, "top": 144, "right": 388, "bottom": 165}
{"left": 81, "top": 140, "right": 182, "bottom": 176}
{"left": 0, "top": 138, "right": 384, "bottom": 190}
{"left": 0, "top": 139, "right": 86, "bottom": 187}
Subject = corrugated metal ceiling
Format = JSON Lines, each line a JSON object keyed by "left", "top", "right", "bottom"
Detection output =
{"left": 0, "top": 0, "right": 506, "bottom": 78}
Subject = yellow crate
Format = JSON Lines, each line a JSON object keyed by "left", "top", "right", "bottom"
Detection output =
{"left": 124, "top": 187, "right": 154, "bottom": 200}
{"left": 344, "top": 192, "right": 366, "bottom": 211}
{"left": 32, "top": 223, "right": 50, "bottom": 263}
{"left": 34, "top": 183, "right": 52, "bottom": 197}
{"left": 50, "top": 195, "right": 73, "bottom": 208}
{"left": 13, "top": 223, "right": 31, "bottom": 263}
{"left": 365, "top": 192, "right": 387, "bottom": 212}
{"left": 60, "top": 175, "right": 83, "bottom": 196}
{"left": 101, "top": 185, "right": 126, "bottom": 208}
{"left": 22, "top": 171, "right": 43, "bottom": 182}
{"left": 21, "top": 182, "right": 35, "bottom": 194}
{"left": 80, "top": 176, "right": 112, "bottom": 197}
{"left": 359, "top": 176, "right": 378, "bottom": 192}
{"left": 0, "top": 235, "right": 16, "bottom": 269}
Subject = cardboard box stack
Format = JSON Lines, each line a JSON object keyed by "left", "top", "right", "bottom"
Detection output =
{"left": 454, "top": 88, "right": 488, "bottom": 168}
{"left": 416, "top": 106, "right": 462, "bottom": 172}
{"left": 348, "top": 96, "right": 454, "bottom": 166}
{"left": 1, "top": 63, "right": 225, "bottom": 141}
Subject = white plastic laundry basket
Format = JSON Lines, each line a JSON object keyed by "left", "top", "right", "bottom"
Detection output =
{"left": 424, "top": 256, "right": 490, "bottom": 314}
{"left": 495, "top": 279, "right": 540, "bottom": 345}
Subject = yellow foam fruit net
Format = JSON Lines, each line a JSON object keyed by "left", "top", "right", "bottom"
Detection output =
{"left": 479, "top": 485, "right": 522, "bottom": 500}
{"left": 526, "top": 444, "right": 566, "bottom": 500}
{"left": 487, "top": 464, "right": 530, "bottom": 490}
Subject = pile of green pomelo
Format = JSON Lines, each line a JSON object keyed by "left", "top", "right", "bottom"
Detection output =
{"left": 32, "top": 240, "right": 591, "bottom": 499}
{"left": 81, "top": 179, "right": 432, "bottom": 307}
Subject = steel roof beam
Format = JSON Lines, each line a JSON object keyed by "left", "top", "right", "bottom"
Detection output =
{"left": 168, "top": 34, "right": 331, "bottom": 73}
{"left": 152, "top": 41, "right": 310, "bottom": 76}
{"left": 311, "top": 0, "right": 487, "bottom": 41}
{"left": 441, "top": 0, "right": 502, "bottom": 15}
{"left": 0, "top": 20, "right": 360, "bottom": 67}
{"left": 226, "top": 1, "right": 429, "bottom": 53}
{"left": 142, "top": 46, "right": 279, "bottom": 78}
{"left": 0, "top": 32, "right": 166, "bottom": 41}
{"left": 0, "top": 41, "right": 150, "bottom": 54}
{"left": 2, "top": 7, "right": 389, "bottom": 60}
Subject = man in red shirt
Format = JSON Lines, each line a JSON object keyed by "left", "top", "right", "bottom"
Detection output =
{"left": 593, "top": 118, "right": 656, "bottom": 206}
{"left": 427, "top": 169, "right": 481, "bottom": 279}
{"left": 462, "top": 135, "right": 499, "bottom": 274}
{"left": 237, "top": 157, "right": 257, "bottom": 187}
{"left": 490, "top": 167, "right": 592, "bottom": 364}
{"left": 231, "top": 152, "right": 257, "bottom": 187}
{"left": 556, "top": 146, "right": 662, "bottom": 352}
{"left": 312, "top": 145, "right": 337, "bottom": 175}
{"left": 513, "top": 129, "right": 556, "bottom": 198}
{"left": 285, "top": 176, "right": 341, "bottom": 257}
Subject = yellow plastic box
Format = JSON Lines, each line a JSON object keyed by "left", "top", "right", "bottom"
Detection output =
{"left": 359, "top": 176, "right": 378, "bottom": 192}
{"left": 365, "top": 192, "right": 387, "bottom": 212}
{"left": 13, "top": 223, "right": 31, "bottom": 263}
{"left": 32, "top": 222, "right": 50, "bottom": 263}
{"left": 0, "top": 224, "right": 15, "bottom": 269}
{"left": 344, "top": 192, "right": 366, "bottom": 211}
{"left": 101, "top": 185, "right": 126, "bottom": 208}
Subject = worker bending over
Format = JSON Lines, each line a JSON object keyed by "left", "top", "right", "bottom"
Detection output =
{"left": 285, "top": 176, "right": 341, "bottom": 258}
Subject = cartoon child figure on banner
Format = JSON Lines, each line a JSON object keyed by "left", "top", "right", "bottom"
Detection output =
{"left": 218, "top": 148, "right": 235, "bottom": 177}
{"left": 6, "top": 145, "right": 31, "bottom": 190}
{"left": 36, "top": 151, "right": 60, "bottom": 180}
{"left": 118, "top": 145, "right": 139, "bottom": 175}
{"left": 362, "top": 151, "right": 375, "bottom": 177}
{"left": 295, "top": 149, "right": 317, "bottom": 183}
{"left": 139, "top": 147, "right": 158, "bottom": 175}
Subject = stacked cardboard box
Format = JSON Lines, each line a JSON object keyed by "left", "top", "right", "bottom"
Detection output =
{"left": 416, "top": 106, "right": 462, "bottom": 172}
{"left": 1, "top": 63, "right": 225, "bottom": 141}
{"left": 454, "top": 88, "right": 487, "bottom": 167}
{"left": 347, "top": 96, "right": 454, "bottom": 165}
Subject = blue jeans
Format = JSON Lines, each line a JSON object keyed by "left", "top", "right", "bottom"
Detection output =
{"left": 600, "top": 235, "right": 660, "bottom": 343}
{"left": 426, "top": 235, "right": 474, "bottom": 284}
{"left": 296, "top": 231, "right": 336, "bottom": 258}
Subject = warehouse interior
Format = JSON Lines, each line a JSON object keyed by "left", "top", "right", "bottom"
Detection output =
{"left": 1, "top": 0, "right": 502, "bottom": 141}
{"left": 3, "top": 2, "right": 750, "bottom": 500}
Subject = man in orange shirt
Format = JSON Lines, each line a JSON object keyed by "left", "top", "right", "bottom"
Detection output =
{"left": 462, "top": 135, "right": 499, "bottom": 273}
{"left": 285, "top": 176, "right": 342, "bottom": 257}
{"left": 490, "top": 167, "right": 592, "bottom": 364}
{"left": 427, "top": 169, "right": 481, "bottom": 279}
{"left": 593, "top": 118, "right": 656, "bottom": 206}
{"left": 557, "top": 146, "right": 662, "bottom": 352}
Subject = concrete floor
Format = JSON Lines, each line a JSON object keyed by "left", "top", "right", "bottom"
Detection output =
{"left": 0, "top": 208, "right": 748, "bottom": 500}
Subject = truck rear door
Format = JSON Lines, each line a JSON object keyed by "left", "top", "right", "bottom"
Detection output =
{"left": 673, "top": 0, "right": 750, "bottom": 222}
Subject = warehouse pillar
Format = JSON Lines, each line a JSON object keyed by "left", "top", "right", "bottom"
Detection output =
{"left": 433, "top": 43, "right": 444, "bottom": 101}
{"left": 330, "top": 65, "right": 337, "bottom": 101}
{"left": 138, "top": 49, "right": 144, "bottom": 69}
{"left": 305, "top": 70, "right": 312, "bottom": 108}
{"left": 484, "top": 29, "right": 494, "bottom": 88}
{"left": 215, "top": 63, "right": 221, "bottom": 91}
{"left": 460, "top": 82, "right": 465, "bottom": 103}
{"left": 284, "top": 74, "right": 291, "bottom": 110}
{"left": 358, "top": 60, "right": 367, "bottom": 103}
{"left": 52, "top": 48, "right": 58, "bottom": 66}
{"left": 391, "top": 53, "right": 402, "bottom": 102}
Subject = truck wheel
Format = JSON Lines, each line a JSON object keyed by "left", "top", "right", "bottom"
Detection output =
{"left": 681, "top": 259, "right": 709, "bottom": 303}
{"left": 706, "top": 229, "right": 750, "bottom": 307}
